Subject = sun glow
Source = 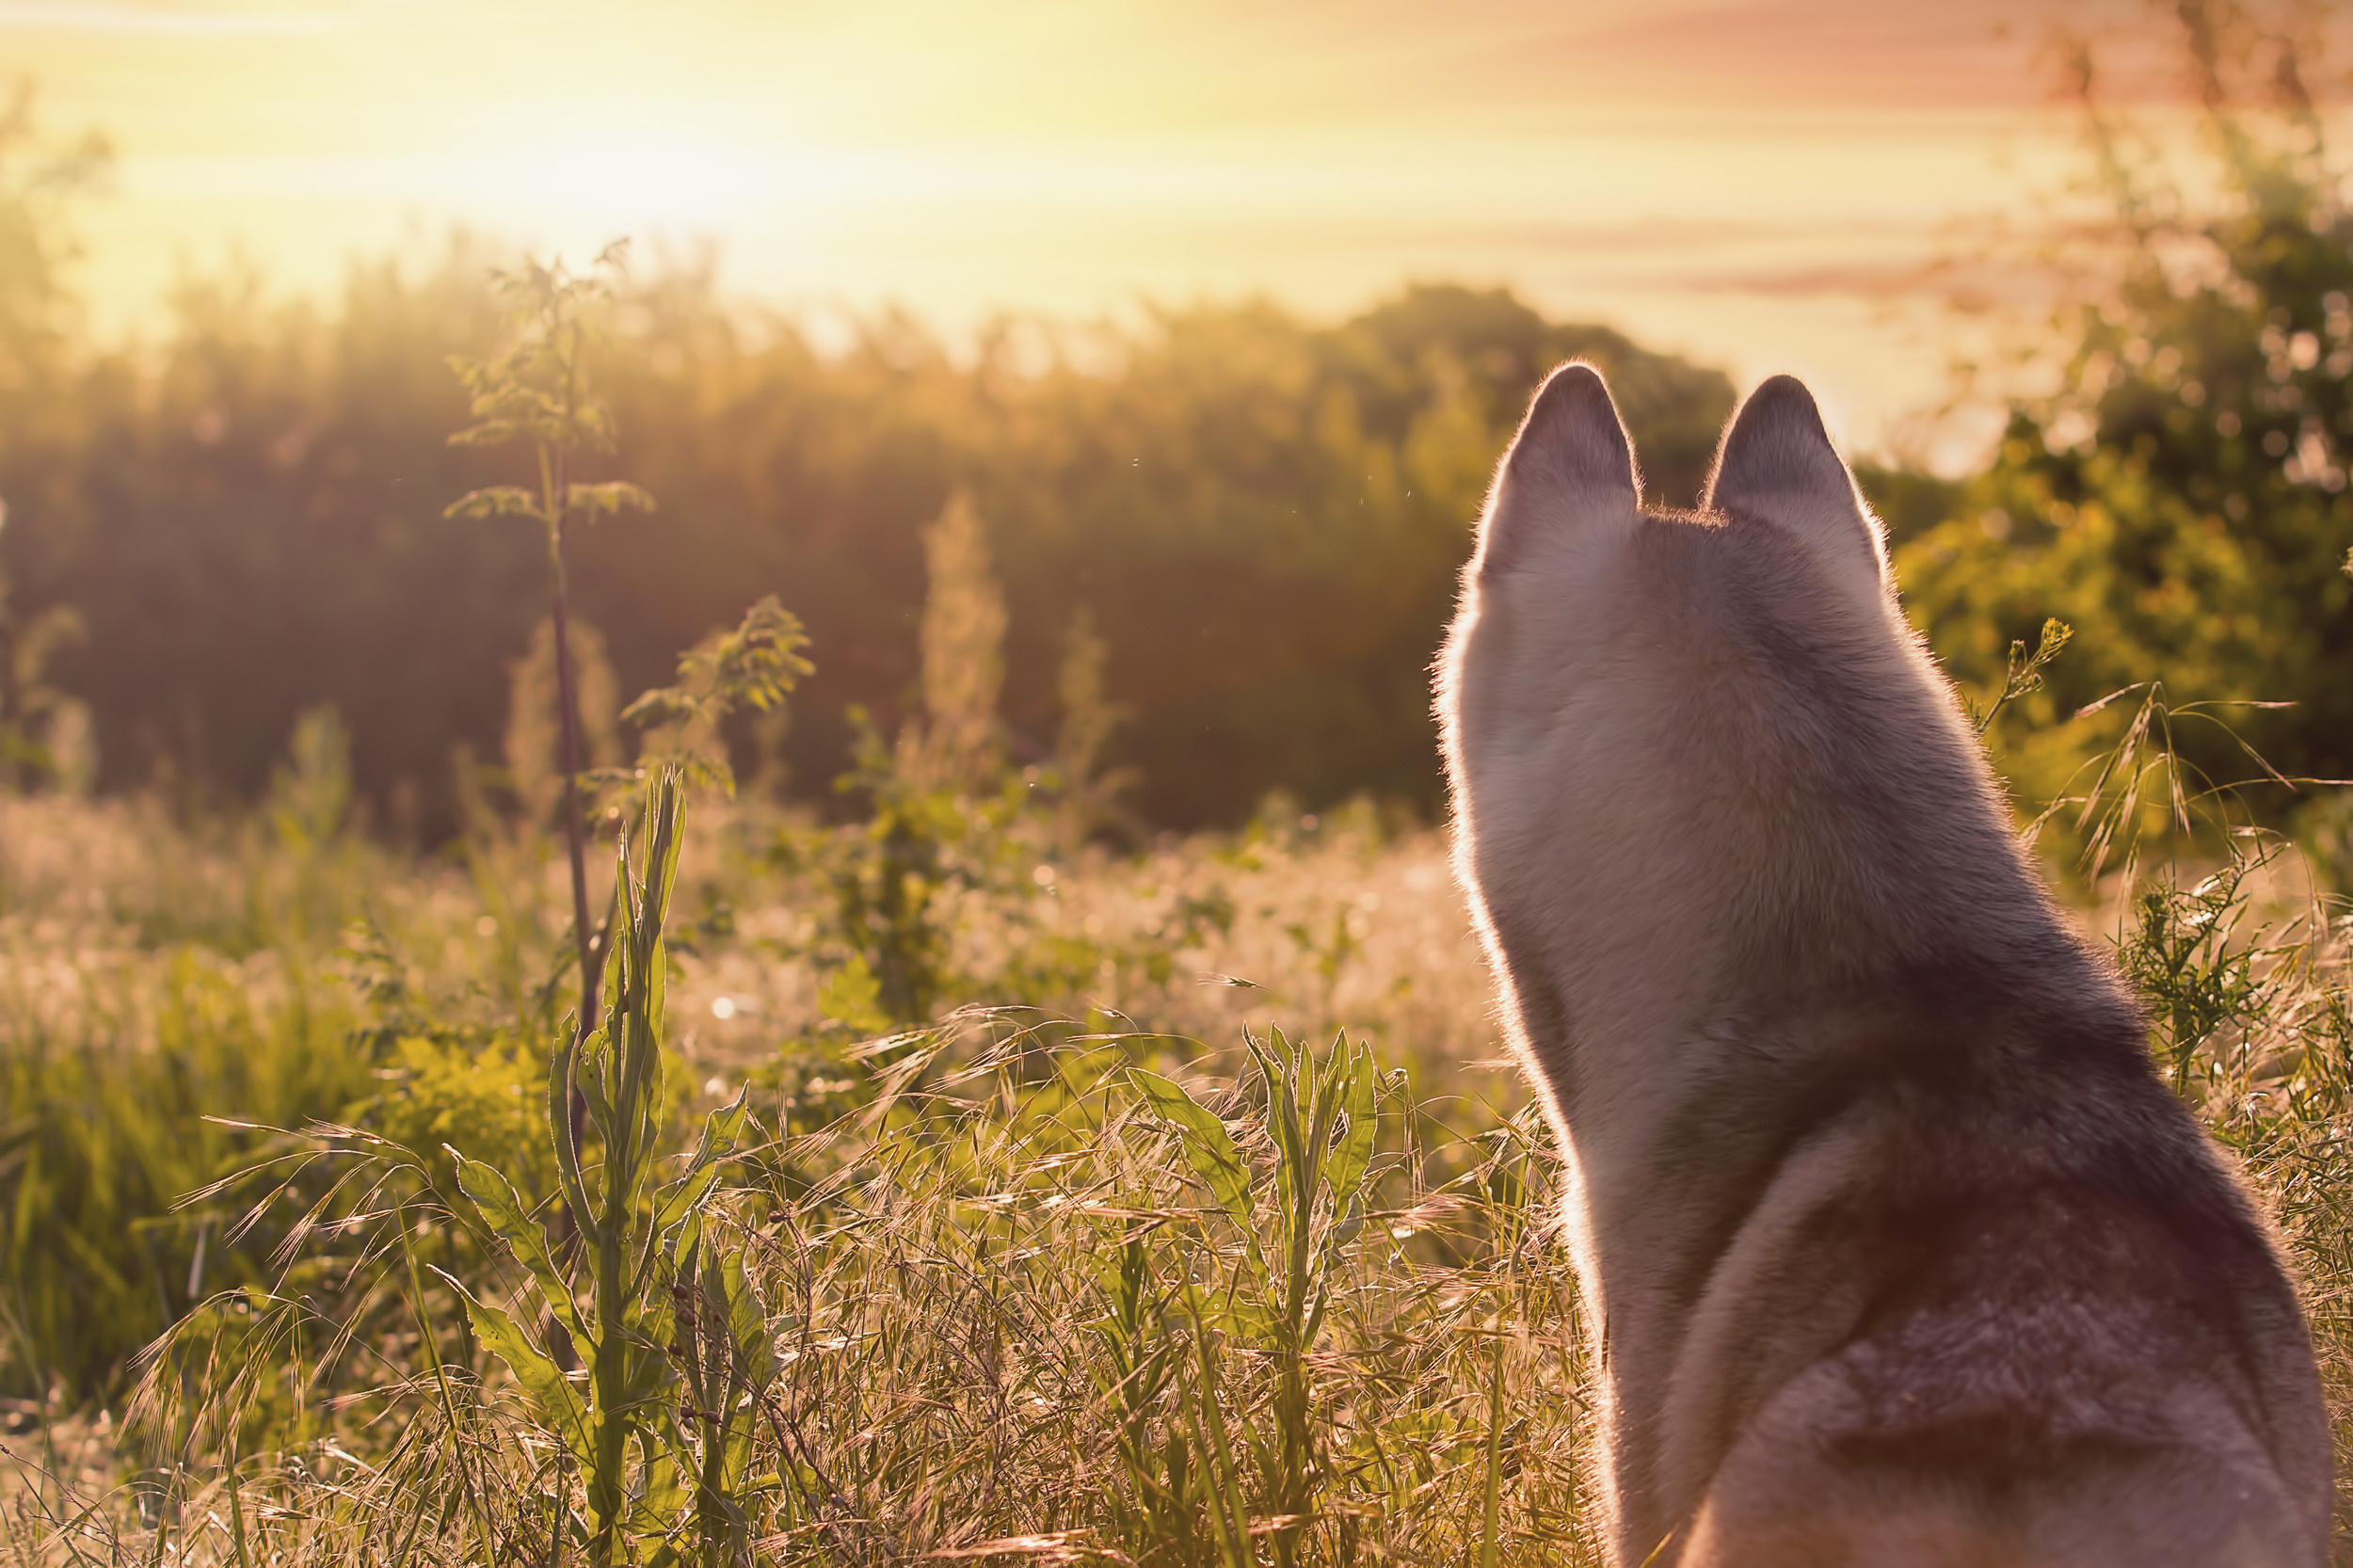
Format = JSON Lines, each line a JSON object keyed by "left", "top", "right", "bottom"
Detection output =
{"left": 440, "top": 110, "right": 806, "bottom": 230}
{"left": 29, "top": 0, "right": 2327, "bottom": 465}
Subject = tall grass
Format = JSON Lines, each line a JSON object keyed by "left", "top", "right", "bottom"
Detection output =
{"left": 3, "top": 698, "right": 2353, "bottom": 1560}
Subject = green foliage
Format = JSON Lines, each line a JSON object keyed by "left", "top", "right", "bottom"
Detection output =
{"left": 445, "top": 245, "right": 648, "bottom": 515}
{"left": 0, "top": 951, "right": 367, "bottom": 1401}
{"left": 764, "top": 504, "right": 1229, "bottom": 1059}
{"left": 2120, "top": 852, "right": 2278, "bottom": 1094}
{"left": 3, "top": 248, "right": 1732, "bottom": 833}
{"left": 773, "top": 708, "right": 1236, "bottom": 1052}
{"left": 1900, "top": 2, "right": 2353, "bottom": 808}
{"left": 0, "top": 748, "right": 1589, "bottom": 1561}
{"left": 9, "top": 714, "right": 2353, "bottom": 1560}
{"left": 1133, "top": 1029, "right": 1387, "bottom": 1567}
{"left": 620, "top": 594, "right": 812, "bottom": 795}
{"left": 452, "top": 772, "right": 761, "bottom": 1567}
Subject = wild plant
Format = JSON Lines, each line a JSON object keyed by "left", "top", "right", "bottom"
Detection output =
{"left": 1964, "top": 616, "right": 2072, "bottom": 736}
{"left": 447, "top": 770, "right": 760, "bottom": 1568}
{"left": 620, "top": 595, "right": 811, "bottom": 795}
{"left": 771, "top": 491, "right": 1216, "bottom": 1054}
{"left": 782, "top": 491, "right": 1017, "bottom": 1032}
{"left": 435, "top": 346, "right": 809, "bottom": 1562}
{"left": 1129, "top": 1027, "right": 1387, "bottom": 1566}
{"left": 444, "top": 241, "right": 653, "bottom": 1037}
{"left": 0, "top": 548, "right": 84, "bottom": 792}
{"left": 28, "top": 251, "right": 806, "bottom": 1563}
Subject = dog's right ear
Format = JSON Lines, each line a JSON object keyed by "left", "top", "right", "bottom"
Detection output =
{"left": 1705, "top": 375, "right": 1888, "bottom": 595}
{"left": 1475, "top": 361, "right": 1641, "bottom": 578}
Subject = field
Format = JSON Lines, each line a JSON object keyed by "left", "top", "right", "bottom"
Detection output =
{"left": 5, "top": 11, "right": 2353, "bottom": 1557}
{"left": 3, "top": 666, "right": 2353, "bottom": 1563}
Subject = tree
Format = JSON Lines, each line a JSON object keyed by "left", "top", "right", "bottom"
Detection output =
{"left": 1899, "top": 1, "right": 2353, "bottom": 807}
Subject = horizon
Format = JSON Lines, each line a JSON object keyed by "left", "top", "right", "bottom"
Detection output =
{"left": 20, "top": 0, "right": 2349, "bottom": 472}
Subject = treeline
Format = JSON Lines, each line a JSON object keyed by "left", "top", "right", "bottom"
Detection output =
{"left": 0, "top": 234, "right": 1757, "bottom": 833}
{"left": 6, "top": 0, "right": 2352, "bottom": 840}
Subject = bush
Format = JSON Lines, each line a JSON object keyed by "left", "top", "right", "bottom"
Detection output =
{"left": 1899, "top": 1, "right": 2353, "bottom": 817}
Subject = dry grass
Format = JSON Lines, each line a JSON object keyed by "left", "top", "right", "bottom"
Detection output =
{"left": 1, "top": 776, "right": 2351, "bottom": 1564}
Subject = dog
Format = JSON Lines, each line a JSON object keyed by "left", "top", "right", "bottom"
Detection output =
{"left": 1434, "top": 363, "right": 2329, "bottom": 1565}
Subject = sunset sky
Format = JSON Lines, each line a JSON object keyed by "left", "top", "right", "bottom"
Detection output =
{"left": 12, "top": 0, "right": 2334, "bottom": 468}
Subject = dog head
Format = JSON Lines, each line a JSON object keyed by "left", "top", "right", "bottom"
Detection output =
{"left": 1436, "top": 363, "right": 2023, "bottom": 1075}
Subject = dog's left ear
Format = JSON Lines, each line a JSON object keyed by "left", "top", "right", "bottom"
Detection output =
{"left": 1474, "top": 361, "right": 1641, "bottom": 579}
{"left": 1705, "top": 376, "right": 1888, "bottom": 593}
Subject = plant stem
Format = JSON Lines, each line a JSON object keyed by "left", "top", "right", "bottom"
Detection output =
{"left": 543, "top": 441, "right": 600, "bottom": 1041}
{"left": 541, "top": 432, "right": 596, "bottom": 1384}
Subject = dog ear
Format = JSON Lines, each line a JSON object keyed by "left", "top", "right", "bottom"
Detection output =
{"left": 1705, "top": 376, "right": 1888, "bottom": 589}
{"left": 1476, "top": 361, "right": 1641, "bottom": 578}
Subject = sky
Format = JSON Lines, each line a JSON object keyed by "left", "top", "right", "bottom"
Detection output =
{"left": 8, "top": 0, "right": 2335, "bottom": 469}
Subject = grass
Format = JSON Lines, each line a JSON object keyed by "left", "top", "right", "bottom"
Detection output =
{"left": 0, "top": 709, "right": 2349, "bottom": 1562}
{"left": 0, "top": 763, "right": 1572, "bottom": 1563}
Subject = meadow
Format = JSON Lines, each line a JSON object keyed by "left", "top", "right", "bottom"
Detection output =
{"left": 7, "top": 7, "right": 2353, "bottom": 1560}
{"left": 4, "top": 505, "right": 2353, "bottom": 1563}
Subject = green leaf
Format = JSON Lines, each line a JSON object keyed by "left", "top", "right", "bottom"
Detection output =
{"left": 645, "top": 935, "right": 668, "bottom": 1061}
{"left": 444, "top": 423, "right": 519, "bottom": 449}
{"left": 646, "top": 776, "right": 685, "bottom": 929}
{"left": 1247, "top": 1027, "right": 1307, "bottom": 1196}
{"left": 1321, "top": 1037, "right": 1378, "bottom": 1209}
{"left": 616, "top": 1331, "right": 676, "bottom": 1417}
{"left": 649, "top": 1162, "right": 722, "bottom": 1251}
{"left": 548, "top": 1037, "right": 595, "bottom": 1230}
{"left": 1128, "top": 1068, "right": 1255, "bottom": 1236}
{"left": 441, "top": 485, "right": 543, "bottom": 520}
{"left": 626, "top": 1428, "right": 687, "bottom": 1537}
{"left": 620, "top": 687, "right": 699, "bottom": 728}
{"left": 440, "top": 1272, "right": 592, "bottom": 1469}
{"left": 576, "top": 1027, "right": 618, "bottom": 1147}
{"left": 653, "top": 1094, "right": 753, "bottom": 1236}
{"left": 452, "top": 1156, "right": 584, "bottom": 1343}
{"left": 715, "top": 1246, "right": 776, "bottom": 1394}
{"left": 568, "top": 480, "right": 657, "bottom": 518}
{"left": 634, "top": 1093, "right": 757, "bottom": 1301}
{"left": 1201, "top": 1284, "right": 1276, "bottom": 1350}
{"left": 720, "top": 1408, "right": 760, "bottom": 1499}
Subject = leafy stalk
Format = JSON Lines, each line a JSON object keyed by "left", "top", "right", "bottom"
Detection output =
{"left": 445, "top": 243, "right": 656, "bottom": 1044}
{"left": 454, "top": 772, "right": 759, "bottom": 1568}
{"left": 1130, "top": 1028, "right": 1383, "bottom": 1564}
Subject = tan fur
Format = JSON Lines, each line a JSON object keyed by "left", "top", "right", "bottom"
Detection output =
{"left": 1435, "top": 365, "right": 2329, "bottom": 1566}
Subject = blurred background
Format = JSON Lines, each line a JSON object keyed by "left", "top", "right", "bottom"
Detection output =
{"left": 0, "top": 0, "right": 2347, "bottom": 838}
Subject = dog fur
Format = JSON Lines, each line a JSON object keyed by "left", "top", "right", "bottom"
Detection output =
{"left": 1434, "top": 364, "right": 2329, "bottom": 1565}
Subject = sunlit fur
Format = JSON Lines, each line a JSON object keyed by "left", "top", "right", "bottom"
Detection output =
{"left": 1435, "top": 364, "right": 2329, "bottom": 1566}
